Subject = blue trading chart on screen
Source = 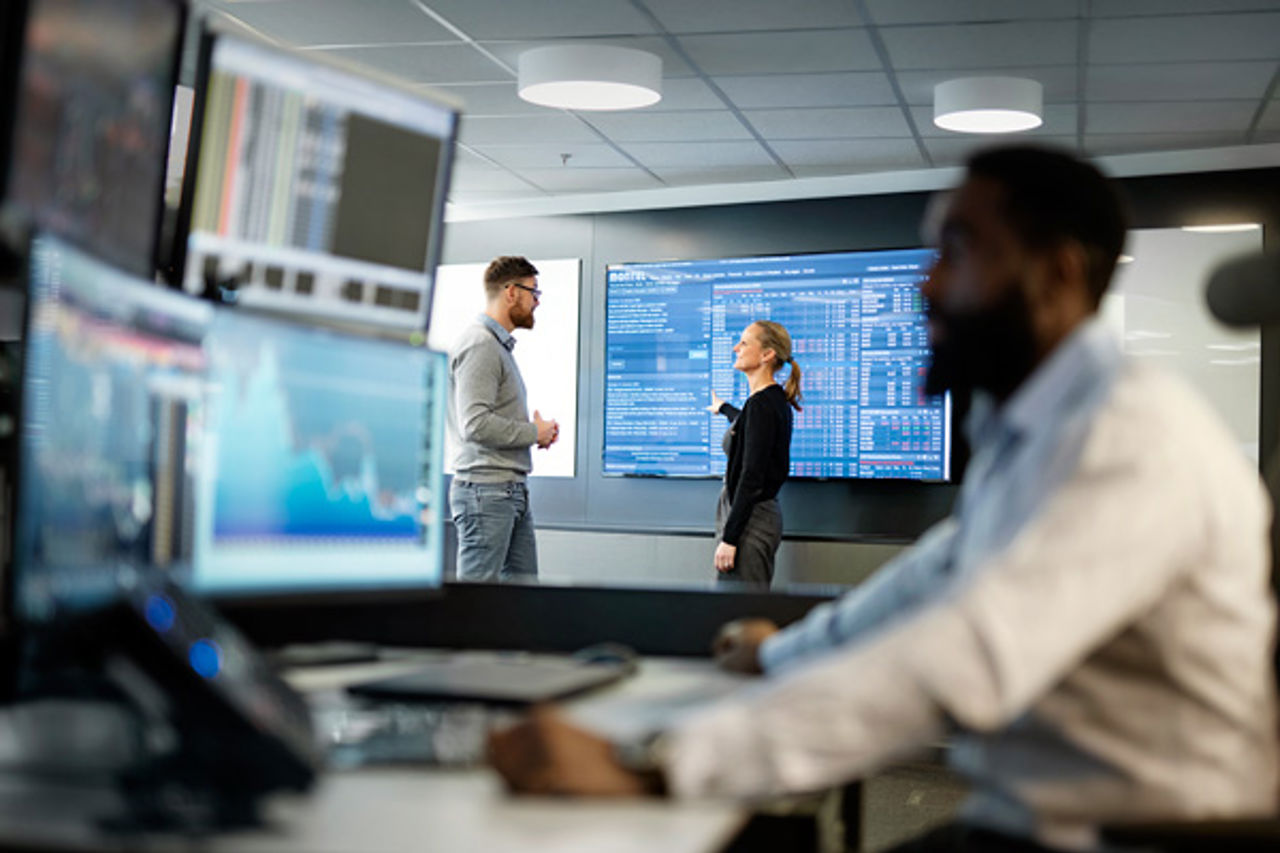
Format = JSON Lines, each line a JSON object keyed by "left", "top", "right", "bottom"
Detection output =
{"left": 604, "top": 249, "right": 950, "bottom": 481}
{"left": 193, "top": 312, "right": 447, "bottom": 592}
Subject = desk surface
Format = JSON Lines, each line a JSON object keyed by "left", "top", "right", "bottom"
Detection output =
{"left": 0, "top": 655, "right": 752, "bottom": 853}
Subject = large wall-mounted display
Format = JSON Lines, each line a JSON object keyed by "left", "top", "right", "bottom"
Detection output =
{"left": 429, "top": 258, "right": 580, "bottom": 478}
{"left": 603, "top": 249, "right": 950, "bottom": 481}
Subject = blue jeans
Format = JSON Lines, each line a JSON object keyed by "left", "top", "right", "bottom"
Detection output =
{"left": 449, "top": 479, "right": 538, "bottom": 582}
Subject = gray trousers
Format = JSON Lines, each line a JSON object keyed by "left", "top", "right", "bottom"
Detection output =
{"left": 450, "top": 479, "right": 538, "bottom": 582}
{"left": 714, "top": 487, "right": 782, "bottom": 588}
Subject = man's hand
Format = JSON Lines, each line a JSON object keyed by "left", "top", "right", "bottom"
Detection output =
{"left": 487, "top": 707, "right": 660, "bottom": 797}
{"left": 533, "top": 410, "right": 559, "bottom": 448}
{"left": 713, "top": 541, "right": 737, "bottom": 573}
{"left": 712, "top": 618, "right": 779, "bottom": 675}
{"left": 707, "top": 390, "right": 725, "bottom": 414}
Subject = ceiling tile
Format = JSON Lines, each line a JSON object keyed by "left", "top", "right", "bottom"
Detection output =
{"left": 676, "top": 30, "right": 881, "bottom": 75}
{"left": 622, "top": 140, "right": 776, "bottom": 168}
{"left": 713, "top": 72, "right": 897, "bottom": 109}
{"left": 881, "top": 21, "right": 1078, "bottom": 69}
{"left": 210, "top": 0, "right": 457, "bottom": 48}
{"left": 480, "top": 36, "right": 694, "bottom": 77}
{"left": 1090, "top": 13, "right": 1280, "bottom": 63}
{"left": 449, "top": 166, "right": 540, "bottom": 192}
{"left": 459, "top": 114, "right": 603, "bottom": 145}
{"left": 1086, "top": 101, "right": 1257, "bottom": 134}
{"left": 519, "top": 167, "right": 664, "bottom": 192}
{"left": 432, "top": 82, "right": 539, "bottom": 116}
{"left": 1084, "top": 132, "right": 1247, "bottom": 155}
{"left": 1087, "top": 62, "right": 1277, "bottom": 102}
{"left": 415, "top": 0, "right": 658, "bottom": 39}
{"left": 924, "top": 135, "right": 1079, "bottom": 166}
{"left": 643, "top": 0, "right": 862, "bottom": 33}
{"left": 651, "top": 77, "right": 726, "bottom": 111}
{"left": 470, "top": 143, "right": 636, "bottom": 170}
{"left": 896, "top": 66, "right": 1079, "bottom": 106}
{"left": 864, "top": 0, "right": 1078, "bottom": 25}
{"left": 772, "top": 139, "right": 927, "bottom": 171}
{"left": 911, "top": 104, "right": 1079, "bottom": 138}
{"left": 316, "top": 43, "right": 510, "bottom": 84}
{"left": 1091, "top": 0, "right": 1280, "bottom": 16}
{"left": 583, "top": 110, "right": 752, "bottom": 142}
{"left": 743, "top": 107, "right": 912, "bottom": 139}
{"left": 650, "top": 164, "right": 792, "bottom": 186}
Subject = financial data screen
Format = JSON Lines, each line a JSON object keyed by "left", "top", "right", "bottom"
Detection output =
{"left": 193, "top": 309, "right": 447, "bottom": 592}
{"left": 181, "top": 35, "right": 456, "bottom": 330}
{"left": 604, "top": 249, "right": 950, "bottom": 480}
{"left": 15, "top": 235, "right": 447, "bottom": 622}
{"left": 6, "top": 0, "right": 183, "bottom": 276}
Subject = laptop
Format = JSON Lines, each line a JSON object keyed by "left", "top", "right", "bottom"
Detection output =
{"left": 345, "top": 650, "right": 636, "bottom": 706}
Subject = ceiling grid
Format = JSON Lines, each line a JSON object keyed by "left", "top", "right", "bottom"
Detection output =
{"left": 190, "top": 0, "right": 1280, "bottom": 211}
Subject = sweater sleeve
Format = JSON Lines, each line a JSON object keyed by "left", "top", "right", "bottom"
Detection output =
{"left": 452, "top": 341, "right": 539, "bottom": 450}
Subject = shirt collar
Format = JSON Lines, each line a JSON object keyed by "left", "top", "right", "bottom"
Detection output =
{"left": 480, "top": 313, "right": 516, "bottom": 352}
{"left": 966, "top": 316, "right": 1122, "bottom": 446}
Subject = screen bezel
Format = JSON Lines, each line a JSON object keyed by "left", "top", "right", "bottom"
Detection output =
{"left": 601, "top": 245, "right": 953, "bottom": 483}
{"left": 166, "top": 25, "right": 459, "bottom": 335}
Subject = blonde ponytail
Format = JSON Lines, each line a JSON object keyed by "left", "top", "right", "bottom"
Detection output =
{"left": 750, "top": 320, "right": 803, "bottom": 411}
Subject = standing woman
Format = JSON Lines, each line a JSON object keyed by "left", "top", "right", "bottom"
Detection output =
{"left": 708, "top": 320, "right": 802, "bottom": 587}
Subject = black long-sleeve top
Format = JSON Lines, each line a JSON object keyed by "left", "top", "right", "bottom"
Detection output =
{"left": 717, "top": 384, "right": 792, "bottom": 546}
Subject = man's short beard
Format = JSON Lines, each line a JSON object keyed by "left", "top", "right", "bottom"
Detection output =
{"left": 924, "top": 283, "right": 1039, "bottom": 401}
{"left": 512, "top": 305, "right": 536, "bottom": 329}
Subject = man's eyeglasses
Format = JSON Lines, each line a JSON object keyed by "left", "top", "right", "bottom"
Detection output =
{"left": 508, "top": 282, "right": 542, "bottom": 299}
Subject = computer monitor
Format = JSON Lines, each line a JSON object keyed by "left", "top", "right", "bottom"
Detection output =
{"left": 2, "top": 0, "right": 186, "bottom": 277}
{"left": 603, "top": 248, "right": 952, "bottom": 481}
{"left": 12, "top": 233, "right": 447, "bottom": 626}
{"left": 172, "top": 30, "right": 458, "bottom": 333}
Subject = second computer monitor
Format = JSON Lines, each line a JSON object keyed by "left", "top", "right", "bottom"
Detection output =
{"left": 175, "top": 31, "right": 458, "bottom": 333}
{"left": 13, "top": 233, "right": 448, "bottom": 625}
{"left": 3, "top": 0, "right": 185, "bottom": 277}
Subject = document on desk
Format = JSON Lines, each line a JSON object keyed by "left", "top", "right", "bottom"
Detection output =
{"left": 562, "top": 658, "right": 753, "bottom": 744}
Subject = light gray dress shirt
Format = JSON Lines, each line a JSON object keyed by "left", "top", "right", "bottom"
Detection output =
{"left": 447, "top": 314, "right": 537, "bottom": 483}
{"left": 664, "top": 318, "right": 1278, "bottom": 849}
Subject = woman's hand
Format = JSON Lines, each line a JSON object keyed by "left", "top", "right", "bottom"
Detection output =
{"left": 713, "top": 541, "right": 737, "bottom": 572}
{"left": 707, "top": 390, "right": 725, "bottom": 414}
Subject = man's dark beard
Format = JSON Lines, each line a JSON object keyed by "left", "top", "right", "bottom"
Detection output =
{"left": 512, "top": 303, "right": 535, "bottom": 330}
{"left": 924, "top": 284, "right": 1039, "bottom": 401}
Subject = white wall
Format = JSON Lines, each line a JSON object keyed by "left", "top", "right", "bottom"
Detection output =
{"left": 534, "top": 529, "right": 904, "bottom": 591}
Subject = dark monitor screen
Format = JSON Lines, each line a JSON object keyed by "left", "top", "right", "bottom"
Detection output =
{"left": 4, "top": 0, "right": 185, "bottom": 277}
{"left": 175, "top": 32, "right": 457, "bottom": 332}
{"left": 603, "top": 248, "right": 951, "bottom": 481}
{"left": 13, "top": 234, "right": 447, "bottom": 624}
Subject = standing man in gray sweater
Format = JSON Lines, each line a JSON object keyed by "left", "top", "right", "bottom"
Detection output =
{"left": 447, "top": 256, "right": 558, "bottom": 582}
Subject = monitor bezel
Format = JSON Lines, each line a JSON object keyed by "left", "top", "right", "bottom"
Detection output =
{"left": 601, "top": 245, "right": 954, "bottom": 484}
{"left": 166, "top": 24, "right": 460, "bottom": 336}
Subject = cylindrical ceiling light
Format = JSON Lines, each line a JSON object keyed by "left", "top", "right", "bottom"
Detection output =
{"left": 933, "top": 76, "right": 1043, "bottom": 134}
{"left": 518, "top": 45, "right": 662, "bottom": 111}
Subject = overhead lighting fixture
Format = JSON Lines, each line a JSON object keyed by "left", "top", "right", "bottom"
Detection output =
{"left": 1181, "top": 223, "right": 1262, "bottom": 233}
{"left": 518, "top": 45, "right": 662, "bottom": 111}
{"left": 933, "top": 76, "right": 1043, "bottom": 134}
{"left": 1118, "top": 254, "right": 1135, "bottom": 264}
